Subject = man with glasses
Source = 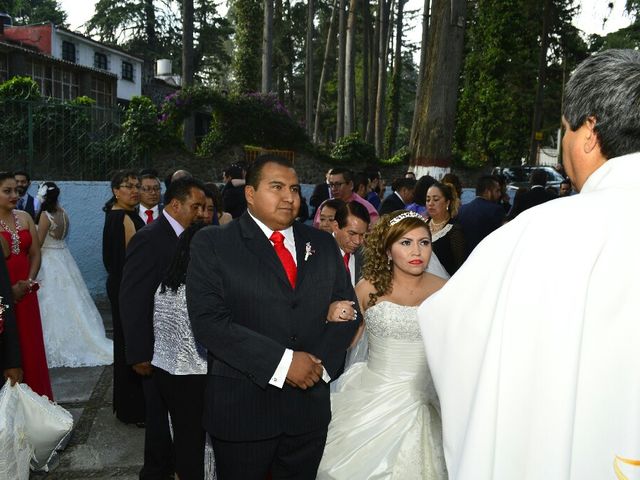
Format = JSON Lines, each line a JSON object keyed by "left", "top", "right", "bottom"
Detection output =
{"left": 137, "top": 173, "right": 164, "bottom": 224}
{"left": 313, "top": 167, "right": 378, "bottom": 228}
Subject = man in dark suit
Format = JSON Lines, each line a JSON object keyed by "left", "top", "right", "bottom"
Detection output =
{"left": 186, "top": 155, "right": 360, "bottom": 480}
{"left": 378, "top": 177, "right": 416, "bottom": 215}
{"left": 508, "top": 169, "right": 557, "bottom": 219}
{"left": 221, "top": 164, "right": 247, "bottom": 218}
{"left": 14, "top": 170, "right": 39, "bottom": 220}
{"left": 120, "top": 177, "right": 206, "bottom": 480}
{"left": 331, "top": 201, "right": 371, "bottom": 286}
{"left": 137, "top": 173, "right": 164, "bottom": 224}
{"left": 309, "top": 168, "right": 333, "bottom": 216}
{"left": 457, "top": 175, "right": 505, "bottom": 256}
{"left": 0, "top": 238, "right": 22, "bottom": 386}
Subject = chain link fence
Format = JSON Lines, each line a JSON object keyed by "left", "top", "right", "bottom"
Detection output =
{"left": 0, "top": 99, "right": 138, "bottom": 180}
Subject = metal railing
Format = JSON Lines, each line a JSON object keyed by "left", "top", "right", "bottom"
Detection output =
{"left": 0, "top": 99, "right": 137, "bottom": 180}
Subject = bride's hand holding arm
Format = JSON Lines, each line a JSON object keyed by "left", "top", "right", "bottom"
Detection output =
{"left": 349, "top": 280, "right": 372, "bottom": 347}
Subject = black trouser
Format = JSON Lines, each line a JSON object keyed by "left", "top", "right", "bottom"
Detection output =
{"left": 153, "top": 367, "right": 207, "bottom": 480}
{"left": 139, "top": 374, "right": 174, "bottom": 480}
{"left": 212, "top": 428, "right": 328, "bottom": 480}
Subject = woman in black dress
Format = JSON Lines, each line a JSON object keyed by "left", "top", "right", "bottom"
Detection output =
{"left": 426, "top": 181, "right": 467, "bottom": 276}
{"left": 102, "top": 170, "right": 145, "bottom": 424}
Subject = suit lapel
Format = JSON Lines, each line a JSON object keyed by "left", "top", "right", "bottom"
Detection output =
{"left": 293, "top": 222, "right": 310, "bottom": 291}
{"left": 239, "top": 213, "right": 293, "bottom": 291}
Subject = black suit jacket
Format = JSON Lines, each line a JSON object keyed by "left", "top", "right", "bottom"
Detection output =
{"left": 378, "top": 192, "right": 406, "bottom": 216}
{"left": 119, "top": 214, "right": 179, "bottom": 365}
{"left": 186, "top": 213, "right": 359, "bottom": 441}
{"left": 0, "top": 257, "right": 20, "bottom": 372}
{"left": 509, "top": 186, "right": 556, "bottom": 219}
{"left": 457, "top": 197, "right": 505, "bottom": 256}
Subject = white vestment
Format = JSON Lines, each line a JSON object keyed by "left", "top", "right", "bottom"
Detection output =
{"left": 419, "top": 153, "right": 640, "bottom": 480}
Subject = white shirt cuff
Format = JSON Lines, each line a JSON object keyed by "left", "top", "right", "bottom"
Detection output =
{"left": 322, "top": 367, "right": 331, "bottom": 383}
{"left": 269, "top": 348, "right": 293, "bottom": 388}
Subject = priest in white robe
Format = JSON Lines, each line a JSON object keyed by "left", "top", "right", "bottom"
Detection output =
{"left": 419, "top": 49, "right": 640, "bottom": 480}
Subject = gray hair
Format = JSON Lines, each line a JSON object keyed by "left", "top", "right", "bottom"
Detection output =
{"left": 563, "top": 49, "right": 640, "bottom": 159}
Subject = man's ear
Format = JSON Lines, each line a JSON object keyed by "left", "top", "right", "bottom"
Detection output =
{"left": 245, "top": 185, "right": 255, "bottom": 207}
{"left": 583, "top": 116, "right": 599, "bottom": 153}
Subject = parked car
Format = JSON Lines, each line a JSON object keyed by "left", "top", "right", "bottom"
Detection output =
{"left": 493, "top": 166, "right": 565, "bottom": 191}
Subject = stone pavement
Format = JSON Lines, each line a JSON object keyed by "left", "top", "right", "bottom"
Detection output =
{"left": 31, "top": 310, "right": 145, "bottom": 480}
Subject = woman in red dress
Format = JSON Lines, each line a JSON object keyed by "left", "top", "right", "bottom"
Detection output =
{"left": 0, "top": 172, "right": 52, "bottom": 399}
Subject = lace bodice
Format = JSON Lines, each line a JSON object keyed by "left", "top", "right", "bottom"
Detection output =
{"left": 42, "top": 210, "right": 69, "bottom": 249}
{"left": 365, "top": 301, "right": 423, "bottom": 341}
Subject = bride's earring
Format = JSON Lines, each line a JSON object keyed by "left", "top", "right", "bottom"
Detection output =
{"left": 387, "top": 256, "right": 392, "bottom": 270}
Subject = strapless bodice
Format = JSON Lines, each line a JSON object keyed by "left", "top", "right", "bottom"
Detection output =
{"left": 364, "top": 301, "right": 428, "bottom": 382}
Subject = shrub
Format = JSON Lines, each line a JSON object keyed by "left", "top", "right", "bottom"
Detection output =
{"left": 330, "top": 133, "right": 377, "bottom": 165}
{"left": 0, "top": 76, "right": 41, "bottom": 101}
{"left": 380, "top": 145, "right": 410, "bottom": 166}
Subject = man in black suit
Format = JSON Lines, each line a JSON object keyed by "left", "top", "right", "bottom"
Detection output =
{"left": 186, "top": 155, "right": 360, "bottom": 480}
{"left": 14, "top": 170, "right": 39, "bottom": 220}
{"left": 378, "top": 177, "right": 416, "bottom": 215}
{"left": 309, "top": 168, "right": 332, "bottom": 216}
{"left": 508, "top": 169, "right": 557, "bottom": 219}
{"left": 331, "top": 201, "right": 370, "bottom": 286}
{"left": 0, "top": 238, "right": 22, "bottom": 386}
{"left": 457, "top": 175, "right": 505, "bottom": 256}
{"left": 137, "top": 173, "right": 164, "bottom": 224}
{"left": 120, "top": 177, "right": 206, "bottom": 480}
{"left": 221, "top": 164, "right": 247, "bottom": 218}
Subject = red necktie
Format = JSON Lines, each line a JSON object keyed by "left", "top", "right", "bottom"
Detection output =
{"left": 145, "top": 209, "right": 154, "bottom": 224}
{"left": 269, "top": 231, "right": 297, "bottom": 288}
{"left": 343, "top": 252, "right": 351, "bottom": 274}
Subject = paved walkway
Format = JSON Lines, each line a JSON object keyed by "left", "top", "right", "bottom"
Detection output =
{"left": 31, "top": 311, "right": 145, "bottom": 480}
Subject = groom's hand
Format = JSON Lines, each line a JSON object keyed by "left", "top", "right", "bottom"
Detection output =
{"left": 132, "top": 361, "right": 153, "bottom": 376}
{"left": 286, "top": 352, "right": 324, "bottom": 389}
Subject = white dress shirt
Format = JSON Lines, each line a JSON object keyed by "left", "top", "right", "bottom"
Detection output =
{"left": 139, "top": 204, "right": 160, "bottom": 224}
{"left": 162, "top": 209, "right": 183, "bottom": 237}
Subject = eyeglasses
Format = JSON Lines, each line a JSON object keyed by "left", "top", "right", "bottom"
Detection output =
{"left": 141, "top": 186, "right": 161, "bottom": 192}
{"left": 119, "top": 184, "right": 141, "bottom": 190}
{"left": 328, "top": 182, "right": 346, "bottom": 188}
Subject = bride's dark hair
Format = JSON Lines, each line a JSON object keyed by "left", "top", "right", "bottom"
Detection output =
{"left": 161, "top": 222, "right": 208, "bottom": 293}
{"left": 361, "top": 211, "right": 431, "bottom": 307}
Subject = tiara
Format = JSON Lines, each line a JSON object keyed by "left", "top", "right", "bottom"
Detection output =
{"left": 389, "top": 211, "right": 428, "bottom": 226}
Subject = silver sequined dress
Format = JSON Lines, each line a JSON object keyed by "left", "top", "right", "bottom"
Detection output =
{"left": 317, "top": 301, "right": 447, "bottom": 480}
{"left": 152, "top": 284, "right": 207, "bottom": 375}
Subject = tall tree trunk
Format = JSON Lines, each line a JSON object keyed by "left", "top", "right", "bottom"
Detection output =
{"left": 182, "top": 0, "right": 195, "bottom": 151}
{"left": 275, "top": 0, "right": 285, "bottom": 102}
{"left": 285, "top": 0, "right": 295, "bottom": 110}
{"left": 345, "top": 0, "right": 358, "bottom": 135}
{"left": 336, "top": 0, "right": 347, "bottom": 139}
{"left": 361, "top": 0, "right": 371, "bottom": 135}
{"left": 366, "top": 0, "right": 380, "bottom": 143}
{"left": 143, "top": 0, "right": 157, "bottom": 82}
{"left": 410, "top": 0, "right": 430, "bottom": 143}
{"left": 384, "top": 0, "right": 404, "bottom": 157}
{"left": 262, "top": 0, "right": 274, "bottom": 92}
{"left": 305, "top": 0, "right": 314, "bottom": 136}
{"left": 528, "top": 0, "right": 551, "bottom": 165}
{"left": 374, "top": 0, "right": 393, "bottom": 156}
{"left": 313, "top": 0, "right": 339, "bottom": 143}
{"left": 410, "top": 0, "right": 467, "bottom": 178}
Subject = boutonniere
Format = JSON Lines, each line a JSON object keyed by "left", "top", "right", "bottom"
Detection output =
{"left": 304, "top": 242, "right": 315, "bottom": 261}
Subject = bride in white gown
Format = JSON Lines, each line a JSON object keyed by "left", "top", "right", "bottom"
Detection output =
{"left": 318, "top": 210, "right": 448, "bottom": 480}
{"left": 36, "top": 182, "right": 113, "bottom": 368}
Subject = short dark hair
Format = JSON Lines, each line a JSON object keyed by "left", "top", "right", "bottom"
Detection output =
{"left": 164, "top": 177, "right": 205, "bottom": 205}
{"left": 334, "top": 200, "right": 371, "bottom": 229}
{"left": 224, "top": 164, "right": 244, "bottom": 180}
{"left": 203, "top": 182, "right": 224, "bottom": 211}
{"left": 530, "top": 169, "right": 548, "bottom": 186}
{"left": 412, "top": 175, "right": 436, "bottom": 207}
{"left": 560, "top": 178, "right": 571, "bottom": 187}
{"left": 329, "top": 167, "right": 354, "bottom": 185}
{"left": 353, "top": 172, "right": 369, "bottom": 193}
{"left": 139, "top": 168, "right": 159, "bottom": 177}
{"left": 476, "top": 175, "right": 499, "bottom": 196}
{"left": 245, "top": 154, "right": 295, "bottom": 189}
{"left": 391, "top": 177, "right": 417, "bottom": 193}
{"left": 13, "top": 170, "right": 30, "bottom": 182}
{"left": 140, "top": 173, "right": 160, "bottom": 183}
{"left": 0, "top": 171, "right": 15, "bottom": 184}
{"left": 319, "top": 198, "right": 345, "bottom": 213}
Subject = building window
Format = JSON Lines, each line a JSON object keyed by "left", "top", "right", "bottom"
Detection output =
{"left": 31, "top": 62, "right": 78, "bottom": 101}
{"left": 91, "top": 76, "right": 114, "bottom": 107}
{"left": 121, "top": 61, "right": 134, "bottom": 81}
{"left": 62, "top": 41, "right": 76, "bottom": 63}
{"left": 94, "top": 52, "right": 108, "bottom": 70}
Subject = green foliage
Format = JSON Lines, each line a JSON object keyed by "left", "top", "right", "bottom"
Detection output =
{"left": 0, "top": 0, "right": 67, "bottom": 25}
{"left": 68, "top": 96, "right": 96, "bottom": 106}
{"left": 380, "top": 145, "right": 410, "bottom": 166}
{"left": 589, "top": 23, "right": 640, "bottom": 50}
{"left": 0, "top": 76, "right": 41, "bottom": 101}
{"left": 330, "top": 133, "right": 377, "bottom": 165}
{"left": 197, "top": 92, "right": 310, "bottom": 156}
{"left": 232, "top": 0, "right": 262, "bottom": 93}
{"left": 121, "top": 96, "right": 177, "bottom": 163}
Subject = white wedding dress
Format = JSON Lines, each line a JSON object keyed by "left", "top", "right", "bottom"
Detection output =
{"left": 37, "top": 210, "right": 113, "bottom": 368}
{"left": 317, "top": 301, "right": 447, "bottom": 480}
